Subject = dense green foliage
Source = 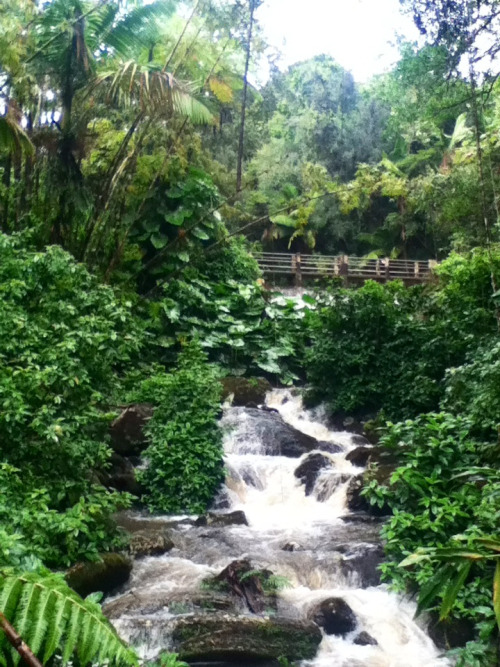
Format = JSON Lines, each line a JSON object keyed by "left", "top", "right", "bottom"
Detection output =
{"left": 134, "top": 345, "right": 225, "bottom": 514}
{"left": 3, "top": 0, "right": 500, "bottom": 664}
{"left": 306, "top": 249, "right": 500, "bottom": 420}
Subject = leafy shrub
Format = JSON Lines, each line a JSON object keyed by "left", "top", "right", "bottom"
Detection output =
{"left": 0, "top": 234, "right": 140, "bottom": 568}
{"left": 443, "top": 338, "right": 500, "bottom": 440}
{"left": 0, "top": 233, "right": 143, "bottom": 480}
{"left": 135, "top": 344, "right": 225, "bottom": 514}
{"left": 0, "top": 464, "right": 129, "bottom": 569}
{"left": 305, "top": 281, "right": 445, "bottom": 419}
{"left": 363, "top": 413, "right": 500, "bottom": 650}
{"left": 148, "top": 273, "right": 307, "bottom": 382}
{"left": 196, "top": 236, "right": 261, "bottom": 284}
{"left": 305, "top": 250, "right": 500, "bottom": 421}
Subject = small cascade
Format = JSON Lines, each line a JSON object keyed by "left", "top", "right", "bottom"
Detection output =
{"left": 108, "top": 389, "right": 450, "bottom": 667}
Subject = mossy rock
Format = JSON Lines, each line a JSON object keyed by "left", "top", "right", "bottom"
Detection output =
{"left": 172, "top": 614, "right": 322, "bottom": 662}
{"left": 221, "top": 377, "right": 272, "bottom": 407}
{"left": 66, "top": 553, "right": 132, "bottom": 597}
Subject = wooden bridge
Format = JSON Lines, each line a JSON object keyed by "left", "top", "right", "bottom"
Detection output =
{"left": 254, "top": 253, "right": 437, "bottom": 286}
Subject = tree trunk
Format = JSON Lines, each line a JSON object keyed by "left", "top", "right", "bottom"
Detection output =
{"left": 236, "top": 0, "right": 256, "bottom": 192}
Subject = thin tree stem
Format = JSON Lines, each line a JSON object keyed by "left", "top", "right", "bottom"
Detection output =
{"left": 0, "top": 611, "right": 43, "bottom": 667}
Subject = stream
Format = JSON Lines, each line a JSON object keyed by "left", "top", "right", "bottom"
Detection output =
{"left": 107, "top": 389, "right": 451, "bottom": 667}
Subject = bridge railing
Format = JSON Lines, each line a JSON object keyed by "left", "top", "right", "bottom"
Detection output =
{"left": 253, "top": 253, "right": 437, "bottom": 284}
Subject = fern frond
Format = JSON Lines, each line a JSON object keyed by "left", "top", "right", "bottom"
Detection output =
{"left": 0, "top": 572, "right": 138, "bottom": 667}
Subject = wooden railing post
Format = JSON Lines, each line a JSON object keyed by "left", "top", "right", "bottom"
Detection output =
{"left": 384, "top": 258, "right": 390, "bottom": 281}
{"left": 295, "top": 253, "right": 302, "bottom": 287}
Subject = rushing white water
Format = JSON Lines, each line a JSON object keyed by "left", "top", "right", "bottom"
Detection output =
{"left": 109, "top": 389, "right": 451, "bottom": 667}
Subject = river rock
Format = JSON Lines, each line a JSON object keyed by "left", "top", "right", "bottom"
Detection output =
{"left": 310, "top": 597, "right": 357, "bottom": 636}
{"left": 214, "top": 559, "right": 273, "bottom": 614}
{"left": 66, "top": 553, "right": 132, "bottom": 597}
{"left": 315, "top": 473, "right": 352, "bottom": 502}
{"left": 224, "top": 408, "right": 323, "bottom": 457}
{"left": 316, "top": 441, "right": 343, "bottom": 454}
{"left": 354, "top": 631, "right": 378, "bottom": 646}
{"left": 341, "top": 544, "right": 384, "bottom": 587}
{"left": 195, "top": 511, "right": 248, "bottom": 527}
{"left": 110, "top": 404, "right": 154, "bottom": 456}
{"left": 172, "top": 614, "right": 322, "bottom": 662}
{"left": 346, "top": 446, "right": 374, "bottom": 467}
{"left": 221, "top": 377, "right": 272, "bottom": 406}
{"left": 427, "top": 614, "right": 475, "bottom": 650}
{"left": 294, "top": 453, "right": 333, "bottom": 496}
{"left": 103, "top": 453, "right": 144, "bottom": 496}
{"left": 129, "top": 530, "right": 174, "bottom": 559}
{"left": 346, "top": 471, "right": 392, "bottom": 516}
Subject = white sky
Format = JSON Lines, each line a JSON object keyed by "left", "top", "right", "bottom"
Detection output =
{"left": 257, "top": 0, "right": 419, "bottom": 82}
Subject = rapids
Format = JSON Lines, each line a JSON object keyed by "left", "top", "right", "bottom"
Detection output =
{"left": 109, "top": 389, "right": 451, "bottom": 667}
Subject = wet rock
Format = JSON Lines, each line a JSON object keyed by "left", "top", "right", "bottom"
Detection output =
{"left": 282, "top": 542, "right": 301, "bottom": 552}
{"left": 226, "top": 408, "right": 322, "bottom": 457}
{"left": 341, "top": 544, "right": 385, "bottom": 587}
{"left": 294, "top": 453, "right": 333, "bottom": 496}
{"left": 214, "top": 559, "right": 273, "bottom": 614}
{"left": 110, "top": 404, "right": 154, "bottom": 456}
{"left": 221, "top": 377, "right": 272, "bottom": 407}
{"left": 172, "top": 614, "right": 322, "bottom": 662}
{"left": 346, "top": 475, "right": 369, "bottom": 513}
{"left": 129, "top": 530, "right": 174, "bottom": 559}
{"left": 211, "top": 489, "right": 231, "bottom": 510}
{"left": 315, "top": 473, "right": 352, "bottom": 502}
{"left": 316, "top": 441, "right": 343, "bottom": 454}
{"left": 346, "top": 446, "right": 374, "bottom": 468}
{"left": 310, "top": 597, "right": 357, "bottom": 636}
{"left": 195, "top": 511, "right": 248, "bottom": 528}
{"left": 345, "top": 473, "right": 391, "bottom": 516}
{"left": 66, "top": 553, "right": 132, "bottom": 598}
{"left": 354, "top": 631, "right": 378, "bottom": 646}
{"left": 427, "top": 614, "right": 475, "bottom": 650}
{"left": 350, "top": 434, "right": 371, "bottom": 446}
{"left": 102, "top": 453, "right": 144, "bottom": 496}
{"left": 340, "top": 513, "right": 383, "bottom": 525}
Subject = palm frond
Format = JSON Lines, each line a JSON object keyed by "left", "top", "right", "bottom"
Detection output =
{"left": 97, "top": 1, "right": 178, "bottom": 57}
{"left": 92, "top": 63, "right": 213, "bottom": 124}
{"left": 0, "top": 117, "right": 34, "bottom": 155}
{"left": 0, "top": 571, "right": 137, "bottom": 667}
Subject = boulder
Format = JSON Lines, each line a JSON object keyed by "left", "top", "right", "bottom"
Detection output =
{"left": 195, "top": 511, "right": 248, "bottom": 528}
{"left": 310, "top": 597, "right": 357, "bottom": 636}
{"left": 103, "top": 453, "right": 144, "bottom": 496}
{"left": 354, "top": 631, "right": 378, "bottom": 646}
{"left": 172, "top": 614, "right": 322, "bottom": 662}
{"left": 66, "top": 553, "right": 132, "bottom": 598}
{"left": 110, "top": 404, "right": 154, "bottom": 456}
{"left": 129, "top": 530, "right": 174, "bottom": 559}
{"left": 315, "top": 473, "right": 352, "bottom": 502}
{"left": 427, "top": 614, "right": 475, "bottom": 650}
{"left": 213, "top": 559, "right": 273, "bottom": 614}
{"left": 316, "top": 441, "right": 343, "bottom": 454}
{"left": 346, "top": 446, "right": 374, "bottom": 468}
{"left": 345, "top": 471, "right": 393, "bottom": 517}
{"left": 350, "top": 434, "right": 371, "bottom": 446}
{"left": 340, "top": 544, "right": 384, "bottom": 587}
{"left": 224, "top": 408, "right": 323, "bottom": 458}
{"left": 221, "top": 378, "right": 272, "bottom": 407}
{"left": 294, "top": 453, "right": 333, "bottom": 496}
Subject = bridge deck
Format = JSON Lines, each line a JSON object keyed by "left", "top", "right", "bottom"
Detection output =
{"left": 254, "top": 253, "right": 437, "bottom": 285}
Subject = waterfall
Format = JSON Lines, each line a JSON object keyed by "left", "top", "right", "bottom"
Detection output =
{"left": 108, "top": 389, "right": 451, "bottom": 667}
